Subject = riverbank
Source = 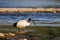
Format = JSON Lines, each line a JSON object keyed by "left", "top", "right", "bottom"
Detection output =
{"left": 0, "top": 25, "right": 60, "bottom": 34}
{"left": 0, "top": 25, "right": 60, "bottom": 40}
{"left": 0, "top": 8, "right": 60, "bottom": 13}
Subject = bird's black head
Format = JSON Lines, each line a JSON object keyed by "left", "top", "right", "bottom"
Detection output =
{"left": 28, "top": 18, "right": 36, "bottom": 25}
{"left": 13, "top": 22, "right": 17, "bottom": 27}
{"left": 28, "top": 18, "right": 32, "bottom": 22}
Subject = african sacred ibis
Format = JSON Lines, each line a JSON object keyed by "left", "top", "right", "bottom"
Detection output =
{"left": 13, "top": 18, "right": 36, "bottom": 32}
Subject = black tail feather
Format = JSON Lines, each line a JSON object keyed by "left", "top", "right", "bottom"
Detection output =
{"left": 13, "top": 22, "right": 17, "bottom": 27}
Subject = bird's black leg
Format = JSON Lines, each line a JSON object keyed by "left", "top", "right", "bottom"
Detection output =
{"left": 17, "top": 28, "right": 21, "bottom": 32}
{"left": 22, "top": 27, "right": 26, "bottom": 31}
{"left": 22, "top": 28, "right": 25, "bottom": 31}
{"left": 17, "top": 28, "right": 25, "bottom": 32}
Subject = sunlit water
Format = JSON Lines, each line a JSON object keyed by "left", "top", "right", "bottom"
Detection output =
{"left": 0, "top": 13, "right": 60, "bottom": 26}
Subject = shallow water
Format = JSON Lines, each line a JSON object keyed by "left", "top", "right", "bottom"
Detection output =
{"left": 0, "top": 0, "right": 60, "bottom": 8}
{"left": 0, "top": 0, "right": 60, "bottom": 26}
{"left": 0, "top": 13, "right": 60, "bottom": 26}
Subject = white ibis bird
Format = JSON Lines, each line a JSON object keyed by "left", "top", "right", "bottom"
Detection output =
{"left": 13, "top": 18, "right": 36, "bottom": 32}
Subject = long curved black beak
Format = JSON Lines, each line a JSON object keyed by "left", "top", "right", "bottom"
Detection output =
{"left": 28, "top": 18, "right": 36, "bottom": 25}
{"left": 32, "top": 20, "right": 36, "bottom": 25}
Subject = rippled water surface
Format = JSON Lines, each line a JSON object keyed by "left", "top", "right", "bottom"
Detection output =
{"left": 0, "top": 13, "right": 60, "bottom": 26}
{"left": 0, "top": 0, "right": 60, "bottom": 26}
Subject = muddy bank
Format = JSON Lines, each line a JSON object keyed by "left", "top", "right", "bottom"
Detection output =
{"left": 0, "top": 8, "right": 60, "bottom": 13}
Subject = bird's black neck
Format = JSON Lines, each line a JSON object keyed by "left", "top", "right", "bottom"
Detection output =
{"left": 28, "top": 18, "right": 32, "bottom": 22}
{"left": 28, "top": 19, "right": 31, "bottom": 22}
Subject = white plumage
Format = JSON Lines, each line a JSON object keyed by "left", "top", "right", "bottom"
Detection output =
{"left": 17, "top": 20, "right": 30, "bottom": 28}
